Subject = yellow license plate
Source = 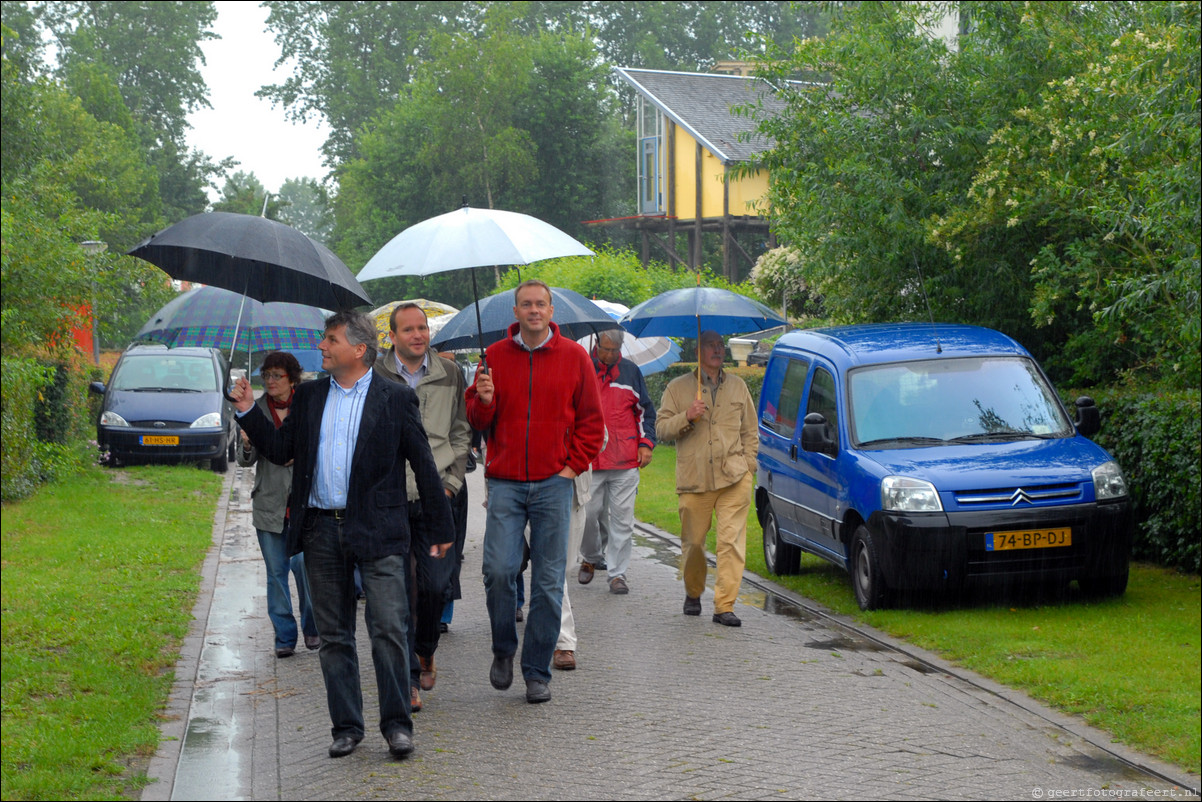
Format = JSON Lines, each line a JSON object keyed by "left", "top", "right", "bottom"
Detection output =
{"left": 986, "top": 527, "right": 1071, "bottom": 551}
{"left": 140, "top": 435, "right": 179, "bottom": 446}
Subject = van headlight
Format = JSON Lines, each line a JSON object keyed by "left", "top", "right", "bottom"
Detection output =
{"left": 1092, "top": 461, "right": 1129, "bottom": 500}
{"left": 100, "top": 411, "right": 129, "bottom": 427}
{"left": 191, "top": 412, "right": 223, "bottom": 428}
{"left": 882, "top": 476, "right": 943, "bottom": 512}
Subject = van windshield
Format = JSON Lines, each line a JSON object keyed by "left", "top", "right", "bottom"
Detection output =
{"left": 111, "top": 354, "right": 218, "bottom": 393}
{"left": 848, "top": 357, "right": 1073, "bottom": 448}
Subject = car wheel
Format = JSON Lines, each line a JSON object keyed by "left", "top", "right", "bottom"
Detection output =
{"left": 851, "top": 524, "right": 889, "bottom": 610}
{"left": 1078, "top": 567, "right": 1129, "bottom": 598}
{"left": 762, "top": 503, "right": 801, "bottom": 575}
{"left": 211, "top": 446, "right": 229, "bottom": 474}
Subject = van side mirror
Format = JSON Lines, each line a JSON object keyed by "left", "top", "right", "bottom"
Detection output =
{"left": 1075, "top": 396, "right": 1100, "bottom": 437}
{"left": 89, "top": 381, "right": 106, "bottom": 395}
{"left": 801, "top": 412, "right": 837, "bottom": 456}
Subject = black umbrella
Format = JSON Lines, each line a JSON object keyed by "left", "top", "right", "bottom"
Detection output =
{"left": 430, "top": 287, "right": 620, "bottom": 352}
{"left": 129, "top": 212, "right": 371, "bottom": 311}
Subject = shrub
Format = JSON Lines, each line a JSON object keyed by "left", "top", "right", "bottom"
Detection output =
{"left": 1, "top": 357, "right": 54, "bottom": 501}
{"left": 1085, "top": 387, "right": 1202, "bottom": 573}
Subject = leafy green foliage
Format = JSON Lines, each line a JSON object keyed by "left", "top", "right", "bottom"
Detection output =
{"left": 1087, "top": 386, "right": 1202, "bottom": 572}
{"left": 212, "top": 170, "right": 285, "bottom": 218}
{"left": 276, "top": 176, "right": 334, "bottom": 244}
{"left": 746, "top": 1, "right": 1200, "bottom": 388}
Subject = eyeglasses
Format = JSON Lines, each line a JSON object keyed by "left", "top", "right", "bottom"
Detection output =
{"left": 262, "top": 371, "right": 288, "bottom": 381}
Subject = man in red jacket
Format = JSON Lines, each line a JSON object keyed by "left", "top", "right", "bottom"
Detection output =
{"left": 578, "top": 329, "right": 657, "bottom": 595}
{"left": 466, "top": 280, "right": 604, "bottom": 704}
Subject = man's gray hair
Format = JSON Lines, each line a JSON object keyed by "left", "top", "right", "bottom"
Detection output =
{"left": 325, "top": 310, "right": 378, "bottom": 366}
{"left": 598, "top": 328, "right": 625, "bottom": 348}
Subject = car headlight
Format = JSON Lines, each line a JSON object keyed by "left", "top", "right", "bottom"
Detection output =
{"left": 100, "top": 411, "right": 129, "bottom": 427}
{"left": 1092, "top": 461, "right": 1129, "bottom": 500}
{"left": 882, "top": 476, "right": 943, "bottom": 512}
{"left": 190, "top": 412, "right": 223, "bottom": 428}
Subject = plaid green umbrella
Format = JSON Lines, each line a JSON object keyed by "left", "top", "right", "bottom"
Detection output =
{"left": 136, "top": 285, "right": 327, "bottom": 355}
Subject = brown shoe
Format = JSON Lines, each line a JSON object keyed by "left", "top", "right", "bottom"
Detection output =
{"left": 609, "top": 576, "right": 629, "bottom": 595}
{"left": 418, "top": 655, "right": 436, "bottom": 691}
{"left": 552, "top": 649, "right": 576, "bottom": 671}
{"left": 410, "top": 686, "right": 422, "bottom": 713}
{"left": 577, "top": 561, "right": 595, "bottom": 584}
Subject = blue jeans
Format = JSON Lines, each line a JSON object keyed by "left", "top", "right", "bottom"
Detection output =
{"left": 483, "top": 475, "right": 573, "bottom": 683}
{"left": 302, "top": 513, "right": 412, "bottom": 741}
{"left": 256, "top": 528, "right": 317, "bottom": 651}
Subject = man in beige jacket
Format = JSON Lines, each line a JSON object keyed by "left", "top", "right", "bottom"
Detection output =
{"left": 656, "top": 330, "right": 758, "bottom": 627}
{"left": 376, "top": 303, "right": 472, "bottom": 708}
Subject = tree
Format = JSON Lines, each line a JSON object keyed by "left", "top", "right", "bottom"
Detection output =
{"left": 276, "top": 177, "right": 334, "bottom": 244}
{"left": 212, "top": 171, "right": 284, "bottom": 219}
{"left": 746, "top": 1, "right": 1199, "bottom": 386}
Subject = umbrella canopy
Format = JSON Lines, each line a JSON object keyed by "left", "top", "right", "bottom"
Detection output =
{"left": 574, "top": 300, "right": 682, "bottom": 376}
{"left": 431, "top": 288, "right": 620, "bottom": 352}
{"left": 252, "top": 349, "right": 325, "bottom": 375}
{"left": 129, "top": 212, "right": 372, "bottom": 310}
{"left": 357, "top": 205, "right": 594, "bottom": 281}
{"left": 620, "top": 287, "right": 787, "bottom": 339}
{"left": 577, "top": 331, "right": 682, "bottom": 376}
{"left": 136, "top": 286, "right": 327, "bottom": 353}
{"left": 369, "top": 299, "right": 459, "bottom": 349}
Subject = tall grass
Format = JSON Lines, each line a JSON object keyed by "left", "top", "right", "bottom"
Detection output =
{"left": 636, "top": 445, "right": 1201, "bottom": 773}
{"left": 1, "top": 464, "right": 223, "bottom": 800}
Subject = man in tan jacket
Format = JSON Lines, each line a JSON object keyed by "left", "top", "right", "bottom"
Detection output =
{"left": 376, "top": 303, "right": 471, "bottom": 708}
{"left": 656, "top": 330, "right": 758, "bottom": 626}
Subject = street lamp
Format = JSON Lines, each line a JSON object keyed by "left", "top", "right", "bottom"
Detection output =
{"left": 81, "top": 240, "right": 108, "bottom": 365}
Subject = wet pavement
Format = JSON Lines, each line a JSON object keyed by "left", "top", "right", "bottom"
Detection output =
{"left": 142, "top": 465, "right": 1200, "bottom": 801}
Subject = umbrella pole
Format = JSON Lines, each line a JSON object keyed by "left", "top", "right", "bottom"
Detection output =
{"left": 472, "top": 267, "right": 487, "bottom": 374}
{"left": 696, "top": 314, "right": 702, "bottom": 401}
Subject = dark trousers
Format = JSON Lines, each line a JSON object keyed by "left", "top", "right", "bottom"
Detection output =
{"left": 405, "top": 486, "right": 468, "bottom": 686}
{"left": 303, "top": 512, "right": 412, "bottom": 740}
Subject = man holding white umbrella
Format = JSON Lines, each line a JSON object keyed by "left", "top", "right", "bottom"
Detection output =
{"left": 466, "top": 280, "right": 604, "bottom": 703}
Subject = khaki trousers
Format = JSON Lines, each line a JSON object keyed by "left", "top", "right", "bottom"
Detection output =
{"left": 677, "top": 472, "right": 753, "bottom": 614}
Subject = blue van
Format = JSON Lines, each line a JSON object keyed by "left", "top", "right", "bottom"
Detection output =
{"left": 755, "top": 323, "right": 1133, "bottom": 609}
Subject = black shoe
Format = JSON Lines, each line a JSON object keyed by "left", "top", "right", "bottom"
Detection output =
{"left": 438, "top": 621, "right": 449, "bottom": 634}
{"left": 713, "top": 611, "right": 742, "bottom": 627}
{"left": 276, "top": 646, "right": 296, "bottom": 658}
{"left": 328, "top": 736, "right": 361, "bottom": 758}
{"left": 386, "top": 730, "right": 414, "bottom": 758}
{"left": 525, "top": 678, "right": 552, "bottom": 703}
{"left": 490, "top": 654, "right": 514, "bottom": 690}
{"left": 683, "top": 596, "right": 702, "bottom": 616}
{"left": 515, "top": 607, "right": 524, "bottom": 622}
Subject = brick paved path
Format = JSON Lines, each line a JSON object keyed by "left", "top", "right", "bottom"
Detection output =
{"left": 143, "top": 466, "right": 1199, "bottom": 801}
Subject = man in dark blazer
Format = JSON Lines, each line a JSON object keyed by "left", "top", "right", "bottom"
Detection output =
{"left": 232, "top": 310, "right": 453, "bottom": 761}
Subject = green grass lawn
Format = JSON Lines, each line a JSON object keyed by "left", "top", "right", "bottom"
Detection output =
{"left": 1, "top": 464, "right": 224, "bottom": 801}
{"left": 636, "top": 445, "right": 1201, "bottom": 774}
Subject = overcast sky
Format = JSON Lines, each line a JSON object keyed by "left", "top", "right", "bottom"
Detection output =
{"left": 186, "top": 1, "right": 327, "bottom": 196}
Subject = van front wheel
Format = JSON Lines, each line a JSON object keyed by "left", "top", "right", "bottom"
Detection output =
{"left": 851, "top": 524, "right": 889, "bottom": 610}
{"left": 762, "top": 503, "right": 801, "bottom": 575}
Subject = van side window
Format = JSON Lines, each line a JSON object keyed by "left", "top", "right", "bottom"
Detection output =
{"left": 761, "top": 356, "right": 810, "bottom": 439}
{"left": 807, "top": 367, "right": 839, "bottom": 445}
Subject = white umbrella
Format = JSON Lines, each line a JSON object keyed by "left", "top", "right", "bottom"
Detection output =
{"left": 357, "top": 204, "right": 594, "bottom": 362}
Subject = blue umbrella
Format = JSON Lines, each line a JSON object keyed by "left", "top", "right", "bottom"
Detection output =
{"left": 619, "top": 287, "right": 786, "bottom": 339}
{"left": 430, "top": 287, "right": 619, "bottom": 352}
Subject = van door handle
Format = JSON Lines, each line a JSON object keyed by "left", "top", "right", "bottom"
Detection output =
{"left": 789, "top": 443, "right": 797, "bottom": 461}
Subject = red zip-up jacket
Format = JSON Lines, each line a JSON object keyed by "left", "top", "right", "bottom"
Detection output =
{"left": 465, "top": 321, "right": 604, "bottom": 482}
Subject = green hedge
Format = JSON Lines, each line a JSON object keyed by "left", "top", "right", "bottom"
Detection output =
{"left": 1, "top": 357, "right": 55, "bottom": 501}
{"left": 1, "top": 357, "right": 93, "bottom": 502}
{"left": 1085, "top": 387, "right": 1201, "bottom": 573}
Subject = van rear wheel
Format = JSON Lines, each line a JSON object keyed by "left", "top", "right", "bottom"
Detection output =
{"left": 851, "top": 524, "right": 889, "bottom": 610}
{"left": 762, "top": 503, "right": 801, "bottom": 575}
